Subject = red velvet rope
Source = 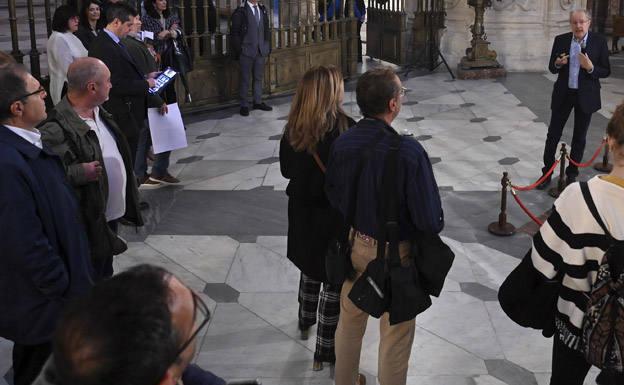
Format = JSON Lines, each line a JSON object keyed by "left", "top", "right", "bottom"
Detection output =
{"left": 511, "top": 159, "right": 560, "bottom": 191}
{"left": 510, "top": 189, "right": 544, "bottom": 226}
{"left": 566, "top": 139, "right": 607, "bottom": 168}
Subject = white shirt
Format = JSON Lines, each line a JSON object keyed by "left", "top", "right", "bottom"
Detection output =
{"left": 80, "top": 107, "right": 127, "bottom": 221}
{"left": 4, "top": 124, "right": 43, "bottom": 149}
{"left": 46, "top": 32, "right": 88, "bottom": 105}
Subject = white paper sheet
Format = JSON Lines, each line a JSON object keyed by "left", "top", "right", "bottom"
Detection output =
{"left": 147, "top": 103, "right": 188, "bottom": 154}
{"left": 141, "top": 31, "right": 154, "bottom": 41}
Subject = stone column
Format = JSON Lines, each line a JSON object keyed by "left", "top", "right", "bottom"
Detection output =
{"left": 441, "top": 0, "right": 587, "bottom": 72}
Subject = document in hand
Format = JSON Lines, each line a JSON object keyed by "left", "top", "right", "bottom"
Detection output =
{"left": 147, "top": 103, "right": 188, "bottom": 154}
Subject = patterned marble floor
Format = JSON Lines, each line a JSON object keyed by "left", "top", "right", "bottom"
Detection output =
{"left": 2, "top": 53, "right": 624, "bottom": 385}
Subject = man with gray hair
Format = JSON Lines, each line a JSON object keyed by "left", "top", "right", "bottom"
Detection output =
{"left": 39, "top": 57, "right": 143, "bottom": 280}
{"left": 537, "top": 8, "right": 610, "bottom": 189}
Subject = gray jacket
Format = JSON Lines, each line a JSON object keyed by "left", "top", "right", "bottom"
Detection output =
{"left": 230, "top": 1, "right": 271, "bottom": 59}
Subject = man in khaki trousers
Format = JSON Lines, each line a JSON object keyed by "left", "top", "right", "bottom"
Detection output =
{"left": 325, "top": 68, "right": 444, "bottom": 385}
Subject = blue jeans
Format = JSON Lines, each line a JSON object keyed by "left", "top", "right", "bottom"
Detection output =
{"left": 134, "top": 121, "right": 171, "bottom": 178}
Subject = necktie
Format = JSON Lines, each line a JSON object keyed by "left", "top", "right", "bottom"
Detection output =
{"left": 253, "top": 5, "right": 260, "bottom": 24}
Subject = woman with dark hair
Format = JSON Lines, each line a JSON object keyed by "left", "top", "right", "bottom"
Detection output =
{"left": 74, "top": 0, "right": 101, "bottom": 50}
{"left": 47, "top": 5, "right": 88, "bottom": 105}
{"left": 141, "top": 0, "right": 180, "bottom": 56}
{"left": 280, "top": 65, "right": 354, "bottom": 372}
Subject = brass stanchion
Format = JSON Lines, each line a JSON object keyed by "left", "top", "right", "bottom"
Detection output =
{"left": 548, "top": 143, "right": 567, "bottom": 198}
{"left": 593, "top": 141, "right": 613, "bottom": 172}
{"left": 488, "top": 172, "right": 516, "bottom": 236}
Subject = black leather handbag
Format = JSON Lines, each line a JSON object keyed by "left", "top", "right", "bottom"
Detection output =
{"left": 348, "top": 254, "right": 390, "bottom": 318}
{"left": 498, "top": 250, "right": 563, "bottom": 337}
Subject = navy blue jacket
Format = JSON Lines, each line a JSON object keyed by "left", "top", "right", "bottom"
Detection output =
{"left": 325, "top": 118, "right": 444, "bottom": 240}
{"left": 549, "top": 32, "right": 610, "bottom": 114}
{"left": 0, "top": 125, "right": 93, "bottom": 345}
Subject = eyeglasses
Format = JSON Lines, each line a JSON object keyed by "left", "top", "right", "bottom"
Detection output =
{"left": 174, "top": 291, "right": 211, "bottom": 357}
{"left": 570, "top": 19, "right": 589, "bottom": 25}
{"left": 11, "top": 87, "right": 46, "bottom": 103}
{"left": 399, "top": 87, "right": 407, "bottom": 97}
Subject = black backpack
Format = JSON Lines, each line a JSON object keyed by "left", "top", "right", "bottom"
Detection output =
{"left": 579, "top": 182, "right": 624, "bottom": 373}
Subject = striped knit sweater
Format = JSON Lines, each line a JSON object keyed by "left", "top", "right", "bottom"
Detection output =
{"left": 531, "top": 176, "right": 624, "bottom": 351}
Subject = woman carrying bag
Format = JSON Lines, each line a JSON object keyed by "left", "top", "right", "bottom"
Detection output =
{"left": 502, "top": 102, "right": 624, "bottom": 385}
{"left": 279, "top": 65, "right": 355, "bottom": 371}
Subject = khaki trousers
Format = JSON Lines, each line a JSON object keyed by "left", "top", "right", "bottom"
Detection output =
{"left": 334, "top": 234, "right": 416, "bottom": 385}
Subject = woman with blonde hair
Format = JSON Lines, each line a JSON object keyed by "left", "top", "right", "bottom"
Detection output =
{"left": 280, "top": 65, "right": 355, "bottom": 371}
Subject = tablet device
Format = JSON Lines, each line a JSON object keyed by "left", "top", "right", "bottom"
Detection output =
{"left": 149, "top": 67, "right": 178, "bottom": 94}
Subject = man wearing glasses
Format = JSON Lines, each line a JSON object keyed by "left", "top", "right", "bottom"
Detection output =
{"left": 537, "top": 9, "right": 611, "bottom": 189}
{"left": 33, "top": 264, "right": 225, "bottom": 385}
{"left": 0, "top": 64, "right": 94, "bottom": 385}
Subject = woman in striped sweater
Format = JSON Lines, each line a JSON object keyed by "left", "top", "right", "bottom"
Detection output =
{"left": 531, "top": 102, "right": 624, "bottom": 385}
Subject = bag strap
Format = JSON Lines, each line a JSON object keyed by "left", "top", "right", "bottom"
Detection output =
{"left": 345, "top": 130, "right": 386, "bottom": 232}
{"left": 376, "top": 134, "right": 401, "bottom": 268}
{"left": 312, "top": 152, "right": 326, "bottom": 174}
{"left": 580, "top": 181, "right": 612, "bottom": 238}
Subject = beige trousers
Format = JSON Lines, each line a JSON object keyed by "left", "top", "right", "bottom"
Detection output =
{"left": 334, "top": 234, "right": 416, "bottom": 385}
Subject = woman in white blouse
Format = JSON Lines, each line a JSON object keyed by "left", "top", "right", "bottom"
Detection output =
{"left": 47, "top": 5, "right": 88, "bottom": 105}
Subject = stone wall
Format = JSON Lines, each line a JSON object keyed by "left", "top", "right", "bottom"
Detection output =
{"left": 438, "top": 0, "right": 587, "bottom": 71}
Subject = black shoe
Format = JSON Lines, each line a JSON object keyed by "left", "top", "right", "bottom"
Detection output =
{"left": 536, "top": 176, "right": 552, "bottom": 190}
{"left": 253, "top": 102, "right": 273, "bottom": 111}
{"left": 240, "top": 106, "right": 249, "bottom": 116}
{"left": 566, "top": 176, "right": 577, "bottom": 186}
{"left": 139, "top": 201, "right": 150, "bottom": 210}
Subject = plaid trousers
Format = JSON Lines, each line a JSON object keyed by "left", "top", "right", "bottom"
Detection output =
{"left": 298, "top": 272, "right": 341, "bottom": 363}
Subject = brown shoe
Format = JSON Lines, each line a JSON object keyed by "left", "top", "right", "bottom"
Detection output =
{"left": 149, "top": 173, "right": 180, "bottom": 185}
{"left": 141, "top": 177, "right": 162, "bottom": 189}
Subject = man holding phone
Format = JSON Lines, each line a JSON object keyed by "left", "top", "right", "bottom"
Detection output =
{"left": 537, "top": 9, "right": 610, "bottom": 189}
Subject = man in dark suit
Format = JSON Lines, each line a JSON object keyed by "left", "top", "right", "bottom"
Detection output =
{"left": 538, "top": 9, "right": 610, "bottom": 189}
{"left": 230, "top": 0, "right": 273, "bottom": 116}
{"left": 88, "top": 2, "right": 157, "bottom": 161}
{"left": 0, "top": 64, "right": 93, "bottom": 385}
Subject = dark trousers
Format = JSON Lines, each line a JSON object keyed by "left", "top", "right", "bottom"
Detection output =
{"left": 94, "top": 220, "right": 119, "bottom": 279}
{"left": 550, "top": 337, "right": 624, "bottom": 385}
{"left": 298, "top": 272, "right": 340, "bottom": 363}
{"left": 542, "top": 89, "right": 593, "bottom": 179}
{"left": 239, "top": 54, "right": 265, "bottom": 108}
{"left": 135, "top": 122, "right": 171, "bottom": 178}
{"left": 12, "top": 342, "right": 51, "bottom": 385}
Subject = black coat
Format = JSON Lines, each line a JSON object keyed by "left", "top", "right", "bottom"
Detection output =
{"left": 549, "top": 32, "right": 610, "bottom": 114}
{"left": 0, "top": 126, "right": 93, "bottom": 345}
{"left": 279, "top": 117, "right": 355, "bottom": 282}
{"left": 89, "top": 31, "right": 149, "bottom": 149}
{"left": 74, "top": 25, "right": 98, "bottom": 51}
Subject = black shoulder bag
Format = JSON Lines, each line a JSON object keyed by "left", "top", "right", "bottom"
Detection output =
{"left": 348, "top": 134, "right": 432, "bottom": 323}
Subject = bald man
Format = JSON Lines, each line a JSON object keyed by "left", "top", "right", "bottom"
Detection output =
{"left": 39, "top": 57, "right": 143, "bottom": 280}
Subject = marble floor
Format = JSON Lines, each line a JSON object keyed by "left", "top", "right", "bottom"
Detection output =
{"left": 2, "top": 53, "right": 624, "bottom": 385}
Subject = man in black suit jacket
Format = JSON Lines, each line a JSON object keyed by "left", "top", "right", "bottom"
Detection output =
{"left": 88, "top": 2, "right": 156, "bottom": 160}
{"left": 538, "top": 9, "right": 610, "bottom": 189}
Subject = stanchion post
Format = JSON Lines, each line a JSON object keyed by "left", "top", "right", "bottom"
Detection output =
{"left": 549, "top": 143, "right": 567, "bottom": 198}
{"left": 488, "top": 172, "right": 516, "bottom": 236}
{"left": 593, "top": 141, "right": 613, "bottom": 172}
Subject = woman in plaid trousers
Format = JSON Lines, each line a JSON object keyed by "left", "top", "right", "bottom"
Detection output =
{"left": 279, "top": 65, "right": 355, "bottom": 371}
